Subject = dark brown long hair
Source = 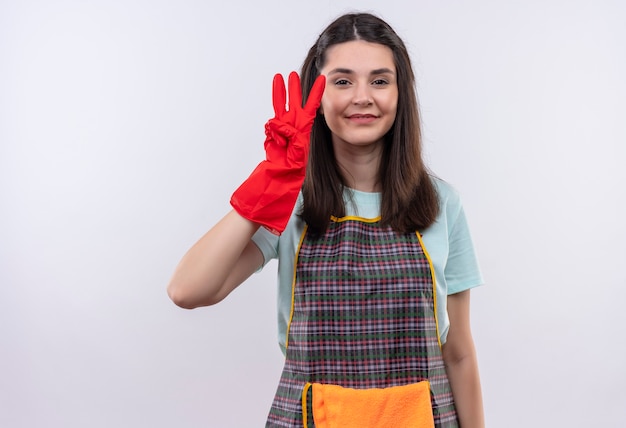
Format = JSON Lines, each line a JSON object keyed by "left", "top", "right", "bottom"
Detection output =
{"left": 300, "top": 13, "right": 439, "bottom": 235}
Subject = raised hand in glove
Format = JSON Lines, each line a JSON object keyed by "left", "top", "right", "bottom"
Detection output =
{"left": 230, "top": 71, "right": 326, "bottom": 235}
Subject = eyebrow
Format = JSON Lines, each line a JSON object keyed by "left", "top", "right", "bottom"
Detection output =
{"left": 327, "top": 67, "right": 395, "bottom": 76}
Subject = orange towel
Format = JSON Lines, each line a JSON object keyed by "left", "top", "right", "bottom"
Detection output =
{"left": 307, "top": 381, "right": 434, "bottom": 428}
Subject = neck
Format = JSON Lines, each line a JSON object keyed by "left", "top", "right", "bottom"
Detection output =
{"left": 333, "top": 140, "right": 383, "bottom": 193}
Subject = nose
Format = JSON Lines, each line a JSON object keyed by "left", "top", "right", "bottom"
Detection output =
{"left": 352, "top": 83, "right": 373, "bottom": 106}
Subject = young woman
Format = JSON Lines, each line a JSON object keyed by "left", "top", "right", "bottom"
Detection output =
{"left": 168, "top": 12, "right": 485, "bottom": 428}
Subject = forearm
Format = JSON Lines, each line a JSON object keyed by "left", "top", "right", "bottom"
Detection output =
{"left": 443, "top": 290, "right": 485, "bottom": 427}
{"left": 167, "top": 209, "right": 261, "bottom": 309}
{"left": 445, "top": 350, "right": 484, "bottom": 428}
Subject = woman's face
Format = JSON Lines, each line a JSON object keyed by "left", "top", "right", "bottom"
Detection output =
{"left": 319, "top": 40, "right": 398, "bottom": 150}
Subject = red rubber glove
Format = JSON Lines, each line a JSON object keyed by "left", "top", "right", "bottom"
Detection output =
{"left": 230, "top": 71, "right": 326, "bottom": 235}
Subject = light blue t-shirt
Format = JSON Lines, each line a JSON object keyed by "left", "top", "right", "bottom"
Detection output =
{"left": 252, "top": 177, "right": 483, "bottom": 355}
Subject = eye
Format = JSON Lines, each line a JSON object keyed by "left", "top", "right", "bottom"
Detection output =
{"left": 334, "top": 79, "right": 351, "bottom": 86}
{"left": 372, "top": 78, "right": 389, "bottom": 86}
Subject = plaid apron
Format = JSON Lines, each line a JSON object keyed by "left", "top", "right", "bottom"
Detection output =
{"left": 266, "top": 217, "right": 458, "bottom": 427}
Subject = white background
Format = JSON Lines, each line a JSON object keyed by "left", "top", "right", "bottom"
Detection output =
{"left": 1, "top": 1, "right": 625, "bottom": 427}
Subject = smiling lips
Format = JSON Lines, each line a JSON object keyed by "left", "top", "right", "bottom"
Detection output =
{"left": 347, "top": 114, "right": 378, "bottom": 124}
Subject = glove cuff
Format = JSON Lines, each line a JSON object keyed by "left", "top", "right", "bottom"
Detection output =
{"left": 230, "top": 161, "right": 305, "bottom": 235}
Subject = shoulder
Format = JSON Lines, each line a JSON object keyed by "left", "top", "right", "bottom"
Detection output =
{"left": 430, "top": 176, "right": 464, "bottom": 221}
{"left": 431, "top": 176, "right": 461, "bottom": 205}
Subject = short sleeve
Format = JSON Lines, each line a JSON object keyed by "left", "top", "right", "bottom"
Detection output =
{"left": 444, "top": 202, "right": 484, "bottom": 294}
{"left": 251, "top": 226, "right": 279, "bottom": 267}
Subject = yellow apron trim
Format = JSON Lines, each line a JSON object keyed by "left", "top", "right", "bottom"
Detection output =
{"left": 302, "top": 382, "right": 312, "bottom": 428}
{"left": 330, "top": 215, "right": 382, "bottom": 223}
{"left": 285, "top": 225, "right": 309, "bottom": 349}
{"left": 414, "top": 231, "right": 442, "bottom": 349}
